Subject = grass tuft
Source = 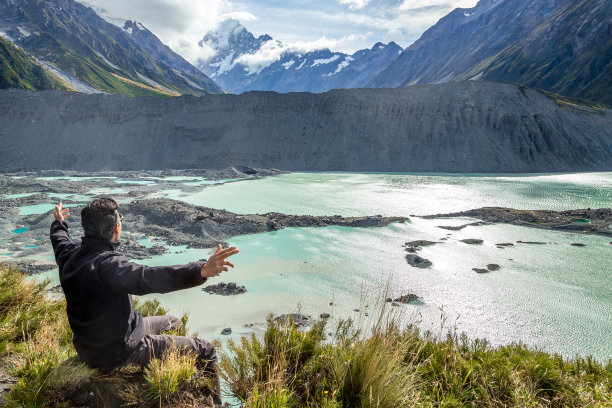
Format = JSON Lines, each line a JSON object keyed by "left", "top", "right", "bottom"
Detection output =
{"left": 144, "top": 346, "right": 197, "bottom": 403}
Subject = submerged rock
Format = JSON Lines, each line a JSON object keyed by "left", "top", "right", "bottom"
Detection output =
{"left": 202, "top": 282, "right": 247, "bottom": 296}
{"left": 473, "top": 268, "right": 489, "bottom": 274}
{"left": 394, "top": 294, "right": 420, "bottom": 303}
{"left": 570, "top": 243, "right": 586, "bottom": 247}
{"left": 274, "top": 314, "right": 312, "bottom": 328}
{"left": 487, "top": 264, "right": 500, "bottom": 271}
{"left": 404, "top": 240, "right": 438, "bottom": 247}
{"left": 319, "top": 313, "right": 330, "bottom": 319}
{"left": 221, "top": 328, "right": 232, "bottom": 335}
{"left": 438, "top": 221, "right": 492, "bottom": 231}
{"left": 461, "top": 239, "right": 483, "bottom": 245}
{"left": 405, "top": 254, "right": 432, "bottom": 268}
{"left": 517, "top": 240, "right": 546, "bottom": 245}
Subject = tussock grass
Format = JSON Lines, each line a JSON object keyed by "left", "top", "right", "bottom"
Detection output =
{"left": 0, "top": 264, "right": 208, "bottom": 407}
{"left": 221, "top": 312, "right": 420, "bottom": 408}
{"left": 0, "top": 264, "right": 64, "bottom": 354}
{"left": 2, "top": 262, "right": 611, "bottom": 407}
{"left": 221, "top": 305, "right": 612, "bottom": 408}
{"left": 144, "top": 346, "right": 196, "bottom": 403}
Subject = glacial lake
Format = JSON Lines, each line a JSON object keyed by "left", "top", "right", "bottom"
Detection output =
{"left": 14, "top": 172, "right": 612, "bottom": 361}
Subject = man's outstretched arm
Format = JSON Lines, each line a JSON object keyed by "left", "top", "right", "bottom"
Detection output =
{"left": 50, "top": 203, "right": 76, "bottom": 267}
{"left": 99, "top": 245, "right": 239, "bottom": 295}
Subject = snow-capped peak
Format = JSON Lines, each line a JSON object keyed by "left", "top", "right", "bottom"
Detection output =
{"left": 202, "top": 18, "right": 248, "bottom": 50}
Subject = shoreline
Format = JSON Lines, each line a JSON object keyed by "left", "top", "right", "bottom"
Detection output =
{"left": 424, "top": 207, "right": 612, "bottom": 237}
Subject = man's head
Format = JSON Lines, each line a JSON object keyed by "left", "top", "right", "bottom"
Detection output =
{"left": 81, "top": 197, "right": 122, "bottom": 242}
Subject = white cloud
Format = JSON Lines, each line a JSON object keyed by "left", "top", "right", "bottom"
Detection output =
{"left": 233, "top": 34, "right": 368, "bottom": 74}
{"left": 82, "top": 0, "right": 480, "bottom": 63}
{"left": 338, "top": 0, "right": 370, "bottom": 10}
{"left": 82, "top": 0, "right": 238, "bottom": 63}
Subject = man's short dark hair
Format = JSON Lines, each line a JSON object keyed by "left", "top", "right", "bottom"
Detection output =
{"left": 81, "top": 197, "right": 120, "bottom": 241}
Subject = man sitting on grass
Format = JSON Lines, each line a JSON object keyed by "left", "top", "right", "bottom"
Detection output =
{"left": 50, "top": 198, "right": 238, "bottom": 406}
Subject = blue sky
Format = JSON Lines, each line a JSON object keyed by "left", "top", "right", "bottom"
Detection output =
{"left": 85, "top": 0, "right": 479, "bottom": 62}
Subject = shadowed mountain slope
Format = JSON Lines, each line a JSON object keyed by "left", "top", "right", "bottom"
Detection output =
{"left": 368, "top": 0, "right": 612, "bottom": 105}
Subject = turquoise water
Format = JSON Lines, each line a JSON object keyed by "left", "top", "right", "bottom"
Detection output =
{"left": 134, "top": 172, "right": 612, "bottom": 360}
{"left": 5, "top": 193, "right": 36, "bottom": 199}
{"left": 17, "top": 172, "right": 612, "bottom": 361}
{"left": 12, "top": 227, "right": 29, "bottom": 234}
{"left": 180, "top": 172, "right": 612, "bottom": 216}
{"left": 19, "top": 202, "right": 85, "bottom": 215}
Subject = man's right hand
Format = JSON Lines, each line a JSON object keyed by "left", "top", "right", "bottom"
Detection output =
{"left": 54, "top": 202, "right": 71, "bottom": 222}
{"left": 201, "top": 244, "right": 239, "bottom": 278}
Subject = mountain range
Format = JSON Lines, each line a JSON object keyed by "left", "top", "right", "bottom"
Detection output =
{"left": 0, "top": 0, "right": 222, "bottom": 96}
{"left": 0, "top": 0, "right": 610, "bottom": 105}
{"left": 196, "top": 18, "right": 403, "bottom": 94}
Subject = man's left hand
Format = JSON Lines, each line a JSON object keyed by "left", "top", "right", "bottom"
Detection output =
{"left": 54, "top": 202, "right": 71, "bottom": 222}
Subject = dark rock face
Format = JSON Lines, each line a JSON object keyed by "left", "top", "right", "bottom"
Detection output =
{"left": 202, "top": 282, "right": 247, "bottom": 296}
{"left": 405, "top": 254, "right": 432, "bottom": 268}
{"left": 1, "top": 82, "right": 611, "bottom": 173}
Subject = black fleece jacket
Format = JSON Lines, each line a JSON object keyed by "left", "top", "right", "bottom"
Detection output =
{"left": 50, "top": 220, "right": 206, "bottom": 369}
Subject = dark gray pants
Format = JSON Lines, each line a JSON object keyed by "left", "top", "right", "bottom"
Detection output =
{"left": 124, "top": 315, "right": 221, "bottom": 405}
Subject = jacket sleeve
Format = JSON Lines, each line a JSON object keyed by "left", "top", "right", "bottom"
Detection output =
{"left": 98, "top": 253, "right": 207, "bottom": 295}
{"left": 50, "top": 220, "right": 77, "bottom": 268}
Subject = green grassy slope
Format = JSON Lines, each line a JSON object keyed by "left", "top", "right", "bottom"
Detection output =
{"left": 0, "top": 0, "right": 223, "bottom": 97}
{"left": 0, "top": 36, "right": 70, "bottom": 91}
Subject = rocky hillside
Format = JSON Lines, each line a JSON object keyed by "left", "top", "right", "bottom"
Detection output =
{"left": 0, "top": 82, "right": 611, "bottom": 172}
{"left": 368, "top": 0, "right": 612, "bottom": 106}
{"left": 0, "top": 0, "right": 222, "bottom": 96}
{"left": 197, "top": 19, "right": 402, "bottom": 93}
{"left": 0, "top": 36, "right": 69, "bottom": 90}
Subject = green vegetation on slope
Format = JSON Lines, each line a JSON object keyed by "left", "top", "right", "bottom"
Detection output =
{"left": 1, "top": 262, "right": 611, "bottom": 407}
{"left": 0, "top": 36, "right": 69, "bottom": 91}
{"left": 1, "top": 0, "right": 222, "bottom": 97}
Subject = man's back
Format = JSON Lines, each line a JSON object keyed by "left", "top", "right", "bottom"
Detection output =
{"left": 51, "top": 219, "right": 203, "bottom": 369}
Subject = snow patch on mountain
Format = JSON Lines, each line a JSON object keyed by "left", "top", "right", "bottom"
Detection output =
{"left": 75, "top": 1, "right": 127, "bottom": 28}
{"left": 312, "top": 55, "right": 340, "bottom": 67}
{"left": 94, "top": 50, "right": 119, "bottom": 70}
{"left": 282, "top": 60, "right": 295, "bottom": 69}
{"left": 210, "top": 52, "right": 235, "bottom": 76}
